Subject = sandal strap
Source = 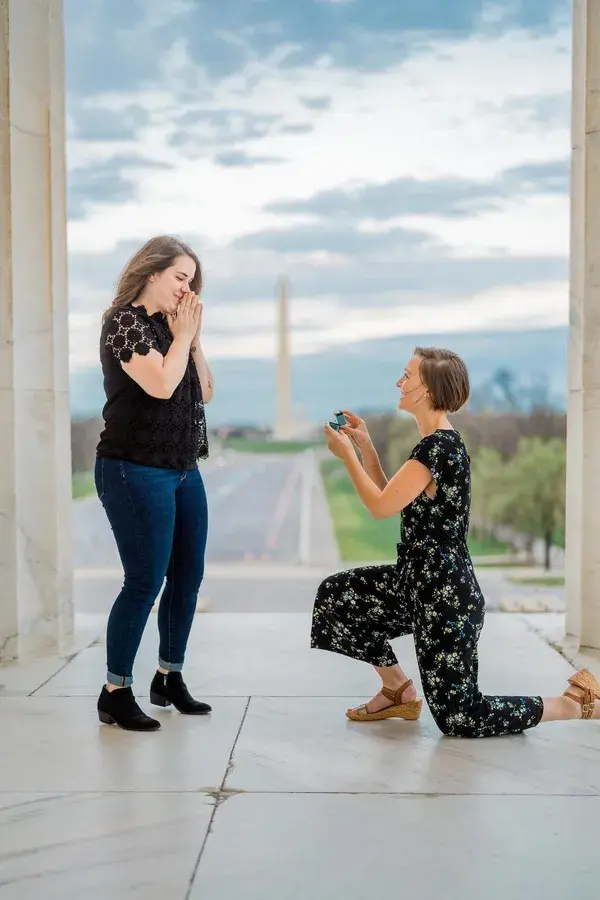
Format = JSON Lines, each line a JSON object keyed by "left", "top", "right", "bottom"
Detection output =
{"left": 563, "top": 689, "right": 596, "bottom": 720}
{"left": 381, "top": 680, "right": 412, "bottom": 704}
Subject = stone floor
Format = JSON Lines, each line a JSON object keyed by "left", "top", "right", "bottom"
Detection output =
{"left": 1, "top": 612, "right": 599, "bottom": 899}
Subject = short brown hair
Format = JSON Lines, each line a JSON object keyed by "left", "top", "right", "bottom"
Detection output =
{"left": 413, "top": 346, "right": 470, "bottom": 413}
{"left": 103, "top": 235, "right": 202, "bottom": 319}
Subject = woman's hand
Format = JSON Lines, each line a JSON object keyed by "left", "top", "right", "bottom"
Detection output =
{"left": 324, "top": 423, "right": 355, "bottom": 460}
{"left": 167, "top": 293, "right": 202, "bottom": 341}
{"left": 339, "top": 409, "right": 372, "bottom": 448}
{"left": 190, "top": 292, "right": 203, "bottom": 338}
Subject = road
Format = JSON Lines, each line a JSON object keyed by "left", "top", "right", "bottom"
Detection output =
{"left": 204, "top": 452, "right": 303, "bottom": 563}
{"left": 73, "top": 450, "right": 329, "bottom": 569}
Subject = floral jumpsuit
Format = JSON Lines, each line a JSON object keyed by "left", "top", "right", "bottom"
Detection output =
{"left": 310, "top": 429, "right": 544, "bottom": 738}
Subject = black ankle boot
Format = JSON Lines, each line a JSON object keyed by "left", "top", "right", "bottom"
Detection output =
{"left": 97, "top": 686, "right": 161, "bottom": 731}
{"left": 150, "top": 671, "right": 212, "bottom": 715}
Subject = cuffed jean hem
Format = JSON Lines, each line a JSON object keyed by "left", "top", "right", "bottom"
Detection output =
{"left": 107, "top": 671, "right": 134, "bottom": 687}
{"left": 158, "top": 657, "right": 184, "bottom": 672}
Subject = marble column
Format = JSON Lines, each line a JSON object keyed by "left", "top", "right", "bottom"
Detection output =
{"left": 0, "top": 0, "right": 73, "bottom": 660}
{"left": 565, "top": 0, "right": 600, "bottom": 651}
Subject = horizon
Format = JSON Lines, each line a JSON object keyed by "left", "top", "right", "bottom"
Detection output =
{"left": 71, "top": 323, "right": 568, "bottom": 426}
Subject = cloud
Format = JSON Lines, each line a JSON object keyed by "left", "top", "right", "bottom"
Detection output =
{"left": 68, "top": 105, "right": 150, "bottom": 142}
{"left": 65, "top": 0, "right": 200, "bottom": 96}
{"left": 396, "top": 192, "right": 568, "bottom": 259}
{"left": 233, "top": 221, "right": 434, "bottom": 254}
{"left": 300, "top": 95, "right": 332, "bottom": 110}
{"left": 68, "top": 155, "right": 173, "bottom": 219}
{"left": 167, "top": 111, "right": 283, "bottom": 156}
{"left": 64, "top": 0, "right": 572, "bottom": 366}
{"left": 215, "top": 151, "right": 287, "bottom": 167}
{"left": 265, "top": 160, "right": 569, "bottom": 221}
{"left": 65, "top": 0, "right": 569, "bottom": 107}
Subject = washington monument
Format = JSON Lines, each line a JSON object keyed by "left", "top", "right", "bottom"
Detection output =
{"left": 273, "top": 275, "right": 295, "bottom": 440}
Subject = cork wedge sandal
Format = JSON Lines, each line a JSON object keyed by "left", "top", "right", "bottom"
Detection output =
{"left": 563, "top": 668, "right": 600, "bottom": 719}
{"left": 346, "top": 679, "right": 423, "bottom": 722}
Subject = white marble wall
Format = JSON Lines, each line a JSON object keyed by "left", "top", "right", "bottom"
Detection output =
{"left": 0, "top": 0, "right": 73, "bottom": 660}
{"left": 566, "top": 0, "right": 600, "bottom": 652}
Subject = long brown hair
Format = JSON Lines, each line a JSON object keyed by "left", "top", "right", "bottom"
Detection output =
{"left": 103, "top": 235, "right": 203, "bottom": 320}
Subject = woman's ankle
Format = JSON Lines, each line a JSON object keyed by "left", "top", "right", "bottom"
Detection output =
{"left": 106, "top": 682, "right": 129, "bottom": 693}
{"left": 381, "top": 679, "right": 416, "bottom": 701}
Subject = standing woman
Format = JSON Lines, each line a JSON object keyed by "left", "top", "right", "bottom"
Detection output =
{"left": 95, "top": 235, "right": 215, "bottom": 731}
{"left": 311, "top": 347, "right": 600, "bottom": 737}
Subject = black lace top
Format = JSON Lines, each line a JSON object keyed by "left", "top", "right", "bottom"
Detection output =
{"left": 96, "top": 305, "right": 209, "bottom": 469}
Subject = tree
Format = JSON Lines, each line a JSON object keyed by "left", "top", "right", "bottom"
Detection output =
{"left": 491, "top": 367, "right": 519, "bottom": 410}
{"left": 385, "top": 415, "right": 421, "bottom": 475}
{"left": 470, "top": 446, "right": 507, "bottom": 541}
{"left": 501, "top": 437, "right": 566, "bottom": 570}
{"left": 362, "top": 411, "right": 396, "bottom": 463}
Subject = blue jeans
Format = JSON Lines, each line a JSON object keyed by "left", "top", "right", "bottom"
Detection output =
{"left": 95, "top": 458, "right": 209, "bottom": 687}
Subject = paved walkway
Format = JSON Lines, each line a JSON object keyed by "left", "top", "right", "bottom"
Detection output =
{"left": 0, "top": 611, "right": 598, "bottom": 899}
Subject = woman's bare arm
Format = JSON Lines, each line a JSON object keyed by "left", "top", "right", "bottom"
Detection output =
{"left": 358, "top": 442, "right": 389, "bottom": 490}
{"left": 343, "top": 453, "right": 433, "bottom": 519}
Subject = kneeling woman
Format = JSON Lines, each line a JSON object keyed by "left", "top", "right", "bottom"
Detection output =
{"left": 311, "top": 347, "right": 600, "bottom": 737}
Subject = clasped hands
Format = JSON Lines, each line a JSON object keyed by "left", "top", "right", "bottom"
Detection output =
{"left": 167, "top": 292, "right": 203, "bottom": 342}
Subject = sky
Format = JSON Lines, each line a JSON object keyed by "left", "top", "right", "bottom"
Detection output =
{"left": 65, "top": 0, "right": 572, "bottom": 374}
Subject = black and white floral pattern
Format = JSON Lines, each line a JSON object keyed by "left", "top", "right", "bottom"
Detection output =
{"left": 311, "top": 430, "right": 544, "bottom": 738}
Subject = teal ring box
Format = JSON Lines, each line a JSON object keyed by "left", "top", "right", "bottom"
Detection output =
{"left": 328, "top": 411, "right": 348, "bottom": 431}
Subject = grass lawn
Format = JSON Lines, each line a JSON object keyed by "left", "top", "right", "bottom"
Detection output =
{"left": 467, "top": 533, "right": 512, "bottom": 556}
{"left": 320, "top": 459, "right": 511, "bottom": 562}
{"left": 72, "top": 471, "right": 96, "bottom": 500}
{"left": 507, "top": 574, "right": 565, "bottom": 587}
{"left": 224, "top": 438, "right": 322, "bottom": 454}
